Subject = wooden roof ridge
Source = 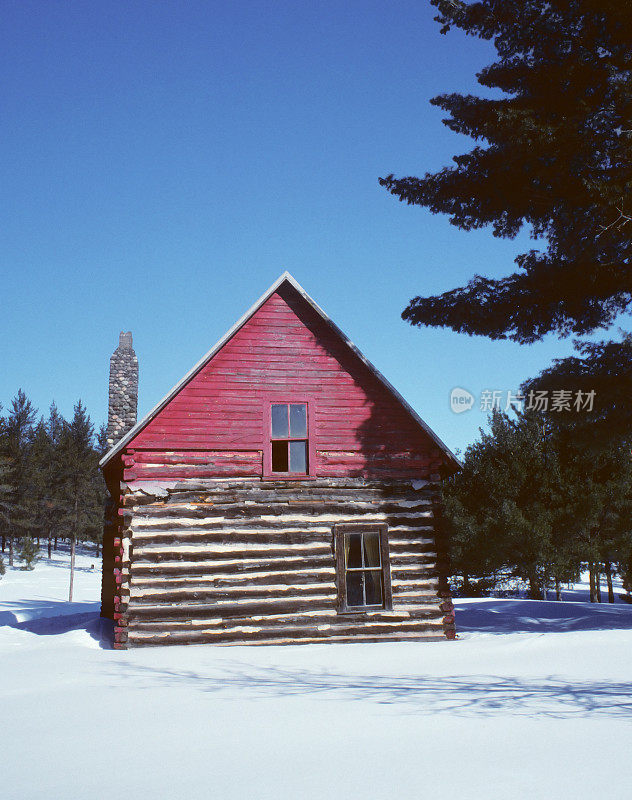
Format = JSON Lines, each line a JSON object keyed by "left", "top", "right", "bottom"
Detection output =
{"left": 100, "top": 271, "right": 460, "bottom": 469}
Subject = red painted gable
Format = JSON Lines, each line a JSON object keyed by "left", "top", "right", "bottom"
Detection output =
{"left": 122, "top": 282, "right": 447, "bottom": 481}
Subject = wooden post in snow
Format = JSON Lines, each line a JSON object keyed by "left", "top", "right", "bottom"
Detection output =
{"left": 69, "top": 497, "right": 78, "bottom": 603}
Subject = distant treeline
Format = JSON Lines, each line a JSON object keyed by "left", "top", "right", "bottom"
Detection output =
{"left": 446, "top": 410, "right": 632, "bottom": 603}
{"left": 0, "top": 390, "right": 106, "bottom": 577}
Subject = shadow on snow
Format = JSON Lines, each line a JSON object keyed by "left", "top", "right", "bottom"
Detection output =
{"left": 456, "top": 598, "right": 632, "bottom": 634}
{"left": 0, "top": 600, "right": 113, "bottom": 649}
{"left": 114, "top": 660, "right": 632, "bottom": 719}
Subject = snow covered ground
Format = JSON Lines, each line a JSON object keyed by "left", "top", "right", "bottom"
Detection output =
{"left": 2, "top": 549, "right": 632, "bottom": 800}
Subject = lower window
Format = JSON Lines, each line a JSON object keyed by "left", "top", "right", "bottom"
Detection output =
{"left": 334, "top": 524, "right": 392, "bottom": 612}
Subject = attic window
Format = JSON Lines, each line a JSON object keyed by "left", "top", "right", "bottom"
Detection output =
{"left": 270, "top": 403, "right": 308, "bottom": 474}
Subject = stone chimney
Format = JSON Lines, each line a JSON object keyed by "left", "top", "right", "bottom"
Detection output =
{"left": 106, "top": 331, "right": 139, "bottom": 450}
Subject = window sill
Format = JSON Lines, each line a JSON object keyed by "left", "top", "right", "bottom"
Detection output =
{"left": 337, "top": 606, "right": 393, "bottom": 615}
{"left": 261, "top": 474, "right": 317, "bottom": 481}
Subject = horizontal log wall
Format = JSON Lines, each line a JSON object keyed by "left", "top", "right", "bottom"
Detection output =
{"left": 111, "top": 477, "right": 455, "bottom": 648}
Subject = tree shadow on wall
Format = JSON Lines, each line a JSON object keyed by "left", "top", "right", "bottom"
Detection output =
{"left": 283, "top": 282, "right": 452, "bottom": 595}
{"left": 283, "top": 282, "right": 447, "bottom": 484}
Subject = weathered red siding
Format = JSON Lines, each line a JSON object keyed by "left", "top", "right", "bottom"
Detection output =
{"left": 124, "top": 283, "right": 445, "bottom": 481}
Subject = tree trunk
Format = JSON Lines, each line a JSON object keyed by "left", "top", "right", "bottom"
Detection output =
{"left": 96, "top": 541, "right": 100, "bottom": 558}
{"left": 69, "top": 497, "right": 78, "bottom": 603}
{"left": 69, "top": 535, "right": 76, "bottom": 602}
{"left": 47, "top": 533, "right": 52, "bottom": 560}
{"left": 589, "top": 564, "right": 597, "bottom": 602}
{"left": 605, "top": 561, "right": 615, "bottom": 603}
{"left": 555, "top": 577, "right": 562, "bottom": 602}
{"left": 9, "top": 535, "right": 13, "bottom": 568}
{"left": 528, "top": 572, "right": 544, "bottom": 600}
{"left": 595, "top": 565, "right": 602, "bottom": 603}
{"left": 54, "top": 537, "right": 57, "bottom": 551}
{"left": 1, "top": 534, "right": 5, "bottom": 552}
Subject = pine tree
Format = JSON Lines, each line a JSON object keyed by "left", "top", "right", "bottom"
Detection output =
{"left": 583, "top": 443, "right": 632, "bottom": 601}
{"left": 19, "top": 536, "right": 39, "bottom": 570}
{"left": 0, "top": 458, "right": 9, "bottom": 568}
{"left": 56, "top": 401, "right": 100, "bottom": 601}
{"left": 0, "top": 406, "right": 12, "bottom": 539}
{"left": 30, "top": 420, "right": 53, "bottom": 552}
{"left": 445, "top": 410, "right": 562, "bottom": 598}
{"left": 96, "top": 423, "right": 108, "bottom": 459}
{"left": 47, "top": 402, "right": 64, "bottom": 445}
{"left": 445, "top": 407, "right": 632, "bottom": 600}
{"left": 522, "top": 366, "right": 632, "bottom": 600}
{"left": 522, "top": 336, "right": 632, "bottom": 447}
{"left": 380, "top": 1, "right": 632, "bottom": 430}
{"left": 47, "top": 402, "right": 65, "bottom": 553}
{"left": 87, "top": 423, "right": 110, "bottom": 557}
{"left": 3, "top": 390, "right": 37, "bottom": 567}
{"left": 30, "top": 406, "right": 67, "bottom": 559}
{"left": 0, "top": 405, "right": 11, "bottom": 557}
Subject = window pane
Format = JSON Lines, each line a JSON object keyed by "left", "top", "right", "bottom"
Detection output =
{"left": 289, "top": 404, "right": 307, "bottom": 437}
{"left": 271, "top": 404, "right": 289, "bottom": 438}
{"left": 289, "top": 440, "right": 307, "bottom": 473}
{"left": 346, "top": 572, "right": 364, "bottom": 607}
{"left": 271, "top": 440, "right": 289, "bottom": 471}
{"left": 346, "top": 533, "right": 362, "bottom": 568}
{"left": 364, "top": 571, "right": 383, "bottom": 606}
{"left": 363, "top": 533, "right": 381, "bottom": 567}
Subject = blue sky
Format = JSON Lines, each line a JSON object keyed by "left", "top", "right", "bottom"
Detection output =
{"left": 0, "top": 0, "right": 580, "bottom": 453}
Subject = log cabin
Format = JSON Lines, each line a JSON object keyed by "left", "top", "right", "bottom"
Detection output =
{"left": 99, "top": 272, "right": 459, "bottom": 648}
